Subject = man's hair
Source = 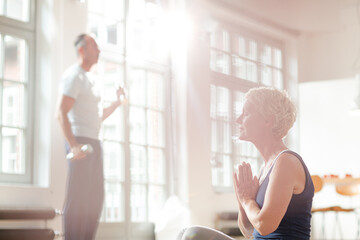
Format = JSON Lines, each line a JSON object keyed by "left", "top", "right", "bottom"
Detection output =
{"left": 74, "top": 33, "right": 87, "bottom": 55}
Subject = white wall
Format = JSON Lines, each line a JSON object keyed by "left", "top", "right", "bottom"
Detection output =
{"left": 299, "top": 77, "right": 360, "bottom": 176}
{"left": 298, "top": 24, "right": 359, "bottom": 83}
{"left": 299, "top": 78, "right": 360, "bottom": 239}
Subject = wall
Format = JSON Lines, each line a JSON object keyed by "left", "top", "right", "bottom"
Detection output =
{"left": 299, "top": 78, "right": 360, "bottom": 239}
{"left": 298, "top": 24, "right": 359, "bottom": 83}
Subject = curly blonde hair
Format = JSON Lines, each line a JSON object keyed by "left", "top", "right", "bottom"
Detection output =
{"left": 245, "top": 87, "right": 296, "bottom": 139}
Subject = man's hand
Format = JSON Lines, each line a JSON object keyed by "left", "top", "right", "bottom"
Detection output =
{"left": 69, "top": 144, "right": 87, "bottom": 160}
{"left": 116, "top": 87, "right": 126, "bottom": 103}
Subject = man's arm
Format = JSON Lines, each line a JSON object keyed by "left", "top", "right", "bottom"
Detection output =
{"left": 102, "top": 100, "right": 122, "bottom": 121}
{"left": 57, "top": 95, "right": 86, "bottom": 160}
{"left": 102, "top": 87, "right": 125, "bottom": 121}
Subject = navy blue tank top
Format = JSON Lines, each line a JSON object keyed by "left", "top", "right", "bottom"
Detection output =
{"left": 253, "top": 150, "right": 314, "bottom": 240}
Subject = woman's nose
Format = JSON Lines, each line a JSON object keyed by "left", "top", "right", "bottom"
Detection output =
{"left": 236, "top": 115, "right": 242, "bottom": 124}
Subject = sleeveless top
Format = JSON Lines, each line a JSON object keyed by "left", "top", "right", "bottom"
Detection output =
{"left": 253, "top": 150, "right": 314, "bottom": 240}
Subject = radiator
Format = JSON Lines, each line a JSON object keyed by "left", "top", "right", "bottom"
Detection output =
{"left": 0, "top": 207, "right": 63, "bottom": 240}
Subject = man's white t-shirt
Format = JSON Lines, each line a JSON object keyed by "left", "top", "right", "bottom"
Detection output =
{"left": 60, "top": 63, "right": 102, "bottom": 139}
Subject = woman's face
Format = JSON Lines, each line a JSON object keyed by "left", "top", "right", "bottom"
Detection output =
{"left": 236, "top": 100, "right": 268, "bottom": 142}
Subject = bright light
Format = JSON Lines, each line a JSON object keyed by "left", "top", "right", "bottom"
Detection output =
{"left": 157, "top": 11, "right": 193, "bottom": 53}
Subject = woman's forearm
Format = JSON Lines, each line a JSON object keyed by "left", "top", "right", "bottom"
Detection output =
{"left": 237, "top": 205, "right": 254, "bottom": 238}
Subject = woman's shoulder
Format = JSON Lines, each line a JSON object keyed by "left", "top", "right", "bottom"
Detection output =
{"left": 274, "top": 151, "right": 304, "bottom": 172}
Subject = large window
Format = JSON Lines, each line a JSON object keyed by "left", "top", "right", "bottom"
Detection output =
{"left": 210, "top": 25, "right": 285, "bottom": 191}
{"left": 87, "top": 0, "right": 170, "bottom": 238}
{"left": 0, "top": 0, "right": 35, "bottom": 183}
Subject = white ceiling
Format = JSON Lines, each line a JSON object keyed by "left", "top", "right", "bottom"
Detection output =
{"left": 220, "top": 0, "right": 359, "bottom": 33}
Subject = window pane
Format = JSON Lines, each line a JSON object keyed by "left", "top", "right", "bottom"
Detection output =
{"left": 246, "top": 61, "right": 257, "bottom": 83}
{"left": 88, "top": 0, "right": 103, "bottom": 15}
{"left": 129, "top": 70, "right": 146, "bottom": 106}
{"left": 130, "top": 145, "right": 147, "bottom": 183}
{"left": 147, "top": 72, "right": 164, "bottom": 109}
{"left": 129, "top": 107, "right": 146, "bottom": 144}
{"left": 210, "top": 50, "right": 230, "bottom": 75}
{"left": 103, "top": 141, "right": 124, "bottom": 180}
{"left": 5, "top": 0, "right": 29, "bottom": 22}
{"left": 106, "top": 20, "right": 123, "bottom": 47}
{"left": 261, "top": 45, "right": 272, "bottom": 65}
{"left": 212, "top": 121, "right": 230, "bottom": 153}
{"left": 1, "top": 127, "right": 24, "bottom": 174}
{"left": 129, "top": 0, "right": 147, "bottom": 20}
{"left": 130, "top": 184, "right": 147, "bottom": 222}
{"left": 104, "top": 0, "right": 124, "bottom": 20}
{"left": 0, "top": 0, "right": 3, "bottom": 15}
{"left": 273, "top": 69, "right": 283, "bottom": 89}
{"left": 147, "top": 110, "right": 164, "bottom": 147}
{"left": 102, "top": 109, "right": 124, "bottom": 141}
{"left": 233, "top": 91, "right": 245, "bottom": 120}
{"left": 211, "top": 120, "right": 217, "bottom": 152}
{"left": 216, "top": 121, "right": 231, "bottom": 154}
{"left": 233, "top": 91, "right": 245, "bottom": 140}
{"left": 148, "top": 147, "right": 165, "bottom": 184}
{"left": 148, "top": 185, "right": 165, "bottom": 222}
{"left": 211, "top": 153, "right": 232, "bottom": 187}
{"left": 2, "top": 81, "right": 25, "bottom": 127}
{"left": 101, "top": 61, "right": 124, "bottom": 102}
{"left": 261, "top": 66, "right": 272, "bottom": 86}
{"left": 103, "top": 182, "right": 124, "bottom": 222}
{"left": 4, "top": 35, "right": 26, "bottom": 82}
{"left": 210, "top": 29, "right": 229, "bottom": 51}
{"left": 232, "top": 56, "right": 245, "bottom": 79}
{"left": 210, "top": 85, "right": 216, "bottom": 118}
{"left": 273, "top": 48, "right": 282, "bottom": 68}
{"left": 88, "top": 13, "right": 101, "bottom": 39}
{"left": 216, "top": 86, "right": 230, "bottom": 120}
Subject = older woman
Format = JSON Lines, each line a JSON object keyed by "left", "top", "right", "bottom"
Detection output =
{"left": 177, "top": 87, "right": 314, "bottom": 240}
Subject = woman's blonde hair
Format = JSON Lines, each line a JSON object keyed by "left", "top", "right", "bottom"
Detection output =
{"left": 245, "top": 87, "right": 296, "bottom": 139}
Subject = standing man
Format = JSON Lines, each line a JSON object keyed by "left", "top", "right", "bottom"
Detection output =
{"left": 57, "top": 33, "right": 125, "bottom": 240}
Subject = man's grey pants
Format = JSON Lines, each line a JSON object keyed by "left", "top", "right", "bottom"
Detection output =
{"left": 63, "top": 137, "right": 104, "bottom": 240}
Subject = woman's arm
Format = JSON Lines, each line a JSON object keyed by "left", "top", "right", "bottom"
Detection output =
{"left": 237, "top": 206, "right": 254, "bottom": 238}
{"left": 235, "top": 154, "right": 305, "bottom": 236}
{"left": 233, "top": 163, "right": 258, "bottom": 238}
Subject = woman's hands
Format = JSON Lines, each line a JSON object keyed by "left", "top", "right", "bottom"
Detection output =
{"left": 233, "top": 162, "right": 259, "bottom": 207}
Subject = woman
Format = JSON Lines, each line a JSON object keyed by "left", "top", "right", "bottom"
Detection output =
{"left": 177, "top": 87, "right": 314, "bottom": 240}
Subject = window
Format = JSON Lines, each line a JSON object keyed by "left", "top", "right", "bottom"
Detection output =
{"left": 87, "top": 0, "right": 170, "bottom": 237}
{"left": 210, "top": 25, "right": 285, "bottom": 191}
{"left": 0, "top": 0, "right": 35, "bottom": 183}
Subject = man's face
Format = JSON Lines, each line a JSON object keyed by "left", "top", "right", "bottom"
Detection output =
{"left": 83, "top": 36, "right": 100, "bottom": 65}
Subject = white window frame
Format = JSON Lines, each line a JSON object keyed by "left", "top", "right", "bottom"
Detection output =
{"left": 0, "top": 0, "right": 36, "bottom": 184}
{"left": 210, "top": 22, "right": 286, "bottom": 192}
{"left": 87, "top": 0, "right": 172, "bottom": 239}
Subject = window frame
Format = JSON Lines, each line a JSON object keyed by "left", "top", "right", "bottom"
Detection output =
{"left": 209, "top": 22, "right": 286, "bottom": 192}
{"left": 0, "top": 0, "right": 36, "bottom": 184}
{"left": 87, "top": 0, "right": 172, "bottom": 238}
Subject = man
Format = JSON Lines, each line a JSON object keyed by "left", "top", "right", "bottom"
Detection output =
{"left": 57, "top": 33, "right": 124, "bottom": 240}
